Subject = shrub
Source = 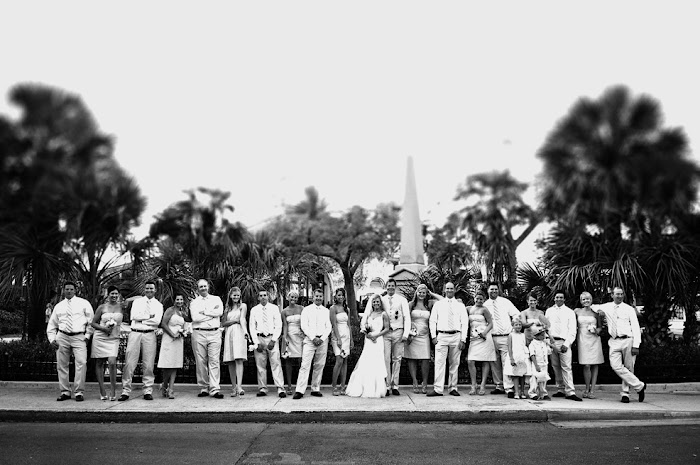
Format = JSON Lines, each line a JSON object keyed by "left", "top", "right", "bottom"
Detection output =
{"left": 0, "top": 309, "right": 24, "bottom": 335}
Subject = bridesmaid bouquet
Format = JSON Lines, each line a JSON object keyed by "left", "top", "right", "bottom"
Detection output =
{"left": 471, "top": 325, "right": 486, "bottom": 339}
{"left": 248, "top": 343, "right": 257, "bottom": 352}
{"left": 587, "top": 323, "right": 597, "bottom": 334}
{"left": 340, "top": 349, "right": 347, "bottom": 358}
{"left": 281, "top": 349, "right": 290, "bottom": 359}
{"left": 105, "top": 318, "right": 116, "bottom": 329}
{"left": 409, "top": 326, "right": 418, "bottom": 337}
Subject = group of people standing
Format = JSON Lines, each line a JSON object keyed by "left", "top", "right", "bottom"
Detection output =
{"left": 46, "top": 278, "right": 646, "bottom": 404}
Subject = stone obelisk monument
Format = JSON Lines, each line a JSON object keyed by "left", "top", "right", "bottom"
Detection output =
{"left": 391, "top": 156, "right": 426, "bottom": 281}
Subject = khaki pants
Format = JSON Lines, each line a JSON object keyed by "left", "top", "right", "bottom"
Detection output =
{"left": 608, "top": 338, "right": 644, "bottom": 396}
{"left": 549, "top": 340, "right": 575, "bottom": 396}
{"left": 433, "top": 332, "right": 461, "bottom": 394}
{"left": 253, "top": 335, "right": 285, "bottom": 393}
{"left": 121, "top": 331, "right": 157, "bottom": 395}
{"left": 295, "top": 338, "right": 328, "bottom": 394}
{"left": 191, "top": 329, "right": 222, "bottom": 394}
{"left": 56, "top": 332, "right": 87, "bottom": 396}
{"left": 384, "top": 327, "right": 405, "bottom": 388}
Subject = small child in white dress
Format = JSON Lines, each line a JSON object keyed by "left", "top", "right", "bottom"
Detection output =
{"left": 528, "top": 327, "right": 553, "bottom": 401}
{"left": 506, "top": 319, "right": 531, "bottom": 399}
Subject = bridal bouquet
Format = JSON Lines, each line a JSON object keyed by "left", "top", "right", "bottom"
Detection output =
{"left": 587, "top": 323, "right": 597, "bottom": 334}
{"left": 364, "top": 322, "right": 372, "bottom": 333}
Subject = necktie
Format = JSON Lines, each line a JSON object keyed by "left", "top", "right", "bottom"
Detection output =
{"left": 262, "top": 306, "right": 268, "bottom": 332}
{"left": 609, "top": 304, "right": 619, "bottom": 338}
{"left": 388, "top": 296, "right": 393, "bottom": 309}
{"left": 447, "top": 299, "right": 454, "bottom": 330}
{"left": 146, "top": 298, "right": 151, "bottom": 316}
{"left": 65, "top": 299, "right": 73, "bottom": 333}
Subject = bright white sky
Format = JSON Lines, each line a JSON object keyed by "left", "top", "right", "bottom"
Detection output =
{"left": 2, "top": 2, "right": 699, "bottom": 265}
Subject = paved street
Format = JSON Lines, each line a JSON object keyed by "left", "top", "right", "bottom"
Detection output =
{"left": 0, "top": 422, "right": 698, "bottom": 465}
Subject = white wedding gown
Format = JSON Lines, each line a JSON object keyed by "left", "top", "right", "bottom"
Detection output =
{"left": 346, "top": 313, "right": 387, "bottom": 398}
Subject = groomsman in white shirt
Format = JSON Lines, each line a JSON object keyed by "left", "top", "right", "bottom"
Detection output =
{"left": 482, "top": 282, "right": 520, "bottom": 397}
{"left": 47, "top": 281, "right": 94, "bottom": 401}
{"left": 189, "top": 279, "right": 225, "bottom": 399}
{"left": 427, "top": 282, "right": 468, "bottom": 397}
{"left": 118, "top": 280, "right": 164, "bottom": 401}
{"left": 362, "top": 278, "right": 410, "bottom": 395}
{"left": 293, "top": 288, "right": 332, "bottom": 399}
{"left": 545, "top": 290, "right": 582, "bottom": 401}
{"left": 249, "top": 289, "right": 287, "bottom": 397}
{"left": 599, "top": 287, "right": 646, "bottom": 403}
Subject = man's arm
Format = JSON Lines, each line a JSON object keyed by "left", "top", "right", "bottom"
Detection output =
{"left": 401, "top": 297, "right": 411, "bottom": 340}
{"left": 130, "top": 299, "right": 150, "bottom": 322}
{"left": 629, "top": 304, "right": 642, "bottom": 349}
{"left": 190, "top": 299, "right": 211, "bottom": 323}
{"left": 429, "top": 302, "right": 438, "bottom": 340}
{"left": 271, "top": 306, "right": 282, "bottom": 341}
{"left": 565, "top": 308, "right": 577, "bottom": 347}
{"left": 320, "top": 308, "right": 332, "bottom": 341}
{"left": 300, "top": 306, "right": 311, "bottom": 340}
{"left": 46, "top": 304, "right": 60, "bottom": 346}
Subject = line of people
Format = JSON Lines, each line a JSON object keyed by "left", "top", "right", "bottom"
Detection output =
{"left": 46, "top": 279, "right": 646, "bottom": 404}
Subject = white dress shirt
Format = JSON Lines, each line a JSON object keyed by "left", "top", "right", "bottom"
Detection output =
{"left": 599, "top": 301, "right": 642, "bottom": 349}
{"left": 483, "top": 296, "right": 520, "bottom": 335}
{"left": 190, "top": 294, "right": 224, "bottom": 329}
{"left": 46, "top": 297, "right": 95, "bottom": 343}
{"left": 129, "top": 296, "right": 164, "bottom": 330}
{"left": 300, "top": 304, "right": 332, "bottom": 342}
{"left": 545, "top": 304, "right": 577, "bottom": 347}
{"left": 429, "top": 297, "right": 469, "bottom": 342}
{"left": 249, "top": 303, "right": 282, "bottom": 340}
{"left": 362, "top": 293, "right": 411, "bottom": 338}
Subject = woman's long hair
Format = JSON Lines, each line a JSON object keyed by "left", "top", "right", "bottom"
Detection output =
{"left": 225, "top": 286, "right": 243, "bottom": 312}
{"left": 409, "top": 284, "right": 431, "bottom": 310}
{"left": 333, "top": 288, "right": 348, "bottom": 311}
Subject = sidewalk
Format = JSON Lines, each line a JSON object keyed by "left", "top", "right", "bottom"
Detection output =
{"left": 1, "top": 381, "right": 699, "bottom": 423}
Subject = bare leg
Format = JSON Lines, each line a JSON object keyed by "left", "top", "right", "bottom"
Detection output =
{"left": 467, "top": 361, "right": 477, "bottom": 389}
{"left": 168, "top": 369, "right": 177, "bottom": 397}
{"left": 340, "top": 359, "right": 348, "bottom": 389}
{"left": 407, "top": 359, "right": 419, "bottom": 388}
{"left": 235, "top": 360, "right": 244, "bottom": 393}
{"left": 513, "top": 376, "right": 521, "bottom": 397}
{"left": 480, "top": 362, "right": 491, "bottom": 391}
{"left": 591, "top": 364, "right": 599, "bottom": 392}
{"left": 95, "top": 359, "right": 106, "bottom": 397}
{"left": 227, "top": 362, "right": 237, "bottom": 393}
{"left": 107, "top": 357, "right": 117, "bottom": 398}
{"left": 420, "top": 360, "right": 430, "bottom": 390}
{"left": 332, "top": 356, "right": 343, "bottom": 389}
{"left": 583, "top": 364, "right": 592, "bottom": 392}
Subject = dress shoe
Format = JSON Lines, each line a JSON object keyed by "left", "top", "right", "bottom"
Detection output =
{"left": 529, "top": 396, "right": 539, "bottom": 401}
{"left": 56, "top": 394, "right": 71, "bottom": 402}
{"left": 212, "top": 392, "right": 224, "bottom": 399}
{"left": 507, "top": 391, "right": 515, "bottom": 399}
{"left": 566, "top": 394, "right": 582, "bottom": 402}
{"left": 621, "top": 396, "right": 630, "bottom": 403}
{"left": 552, "top": 392, "right": 566, "bottom": 398}
{"left": 426, "top": 391, "right": 443, "bottom": 397}
{"left": 541, "top": 396, "right": 551, "bottom": 401}
{"left": 386, "top": 389, "right": 391, "bottom": 397}
{"left": 292, "top": 392, "right": 303, "bottom": 400}
{"left": 391, "top": 388, "right": 400, "bottom": 396}
{"left": 449, "top": 390, "right": 460, "bottom": 396}
{"left": 310, "top": 391, "right": 323, "bottom": 397}
{"left": 143, "top": 394, "right": 153, "bottom": 401}
{"left": 75, "top": 394, "right": 84, "bottom": 402}
{"left": 278, "top": 391, "right": 287, "bottom": 398}
{"left": 490, "top": 388, "right": 506, "bottom": 395}
{"left": 197, "top": 391, "right": 209, "bottom": 397}
{"left": 256, "top": 391, "right": 267, "bottom": 397}
{"left": 638, "top": 383, "right": 646, "bottom": 402}
{"left": 118, "top": 394, "right": 129, "bottom": 402}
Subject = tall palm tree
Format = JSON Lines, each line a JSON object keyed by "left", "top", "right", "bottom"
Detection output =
{"left": 454, "top": 170, "right": 538, "bottom": 290}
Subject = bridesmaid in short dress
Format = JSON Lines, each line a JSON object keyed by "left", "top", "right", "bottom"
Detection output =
{"left": 281, "top": 290, "right": 304, "bottom": 395}
{"left": 575, "top": 291, "right": 604, "bottom": 398}
{"left": 222, "top": 287, "right": 250, "bottom": 397}
{"left": 91, "top": 286, "right": 123, "bottom": 401}
{"left": 157, "top": 294, "right": 189, "bottom": 398}
{"left": 519, "top": 292, "right": 550, "bottom": 346}
{"left": 467, "top": 291, "right": 496, "bottom": 395}
{"left": 404, "top": 284, "right": 441, "bottom": 394}
{"left": 330, "top": 288, "right": 353, "bottom": 395}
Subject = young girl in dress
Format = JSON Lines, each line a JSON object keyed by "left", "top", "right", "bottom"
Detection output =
{"left": 529, "top": 327, "right": 553, "bottom": 400}
{"left": 505, "top": 319, "right": 530, "bottom": 399}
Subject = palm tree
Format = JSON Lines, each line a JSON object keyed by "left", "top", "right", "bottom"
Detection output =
{"left": 536, "top": 85, "right": 700, "bottom": 344}
{"left": 454, "top": 170, "right": 538, "bottom": 290}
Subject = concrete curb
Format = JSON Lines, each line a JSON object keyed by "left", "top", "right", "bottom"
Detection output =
{"left": 3, "top": 408, "right": 700, "bottom": 424}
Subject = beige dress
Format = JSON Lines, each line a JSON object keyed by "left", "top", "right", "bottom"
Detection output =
{"left": 91, "top": 312, "right": 123, "bottom": 358}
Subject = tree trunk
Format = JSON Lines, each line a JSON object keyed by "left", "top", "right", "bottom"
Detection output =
{"left": 341, "top": 266, "right": 359, "bottom": 323}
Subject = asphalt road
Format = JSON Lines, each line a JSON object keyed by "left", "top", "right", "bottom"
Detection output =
{"left": 0, "top": 422, "right": 697, "bottom": 464}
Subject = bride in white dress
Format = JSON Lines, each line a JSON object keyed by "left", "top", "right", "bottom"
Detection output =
{"left": 346, "top": 294, "right": 390, "bottom": 398}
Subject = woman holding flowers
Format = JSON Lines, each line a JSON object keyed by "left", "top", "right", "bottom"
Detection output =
{"left": 466, "top": 291, "right": 496, "bottom": 395}
{"left": 346, "top": 294, "right": 390, "bottom": 398}
{"left": 330, "top": 288, "right": 353, "bottom": 396}
{"left": 404, "top": 284, "right": 441, "bottom": 394}
{"left": 222, "top": 287, "right": 250, "bottom": 397}
{"left": 157, "top": 294, "right": 189, "bottom": 399}
{"left": 91, "top": 285, "right": 124, "bottom": 401}
{"left": 281, "top": 290, "right": 304, "bottom": 395}
{"left": 574, "top": 291, "right": 603, "bottom": 398}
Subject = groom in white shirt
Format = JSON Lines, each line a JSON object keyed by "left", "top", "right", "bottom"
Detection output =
{"left": 293, "top": 289, "right": 332, "bottom": 399}
{"left": 545, "top": 290, "right": 582, "bottom": 401}
{"left": 427, "top": 282, "right": 468, "bottom": 397}
{"left": 249, "top": 289, "right": 287, "bottom": 397}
